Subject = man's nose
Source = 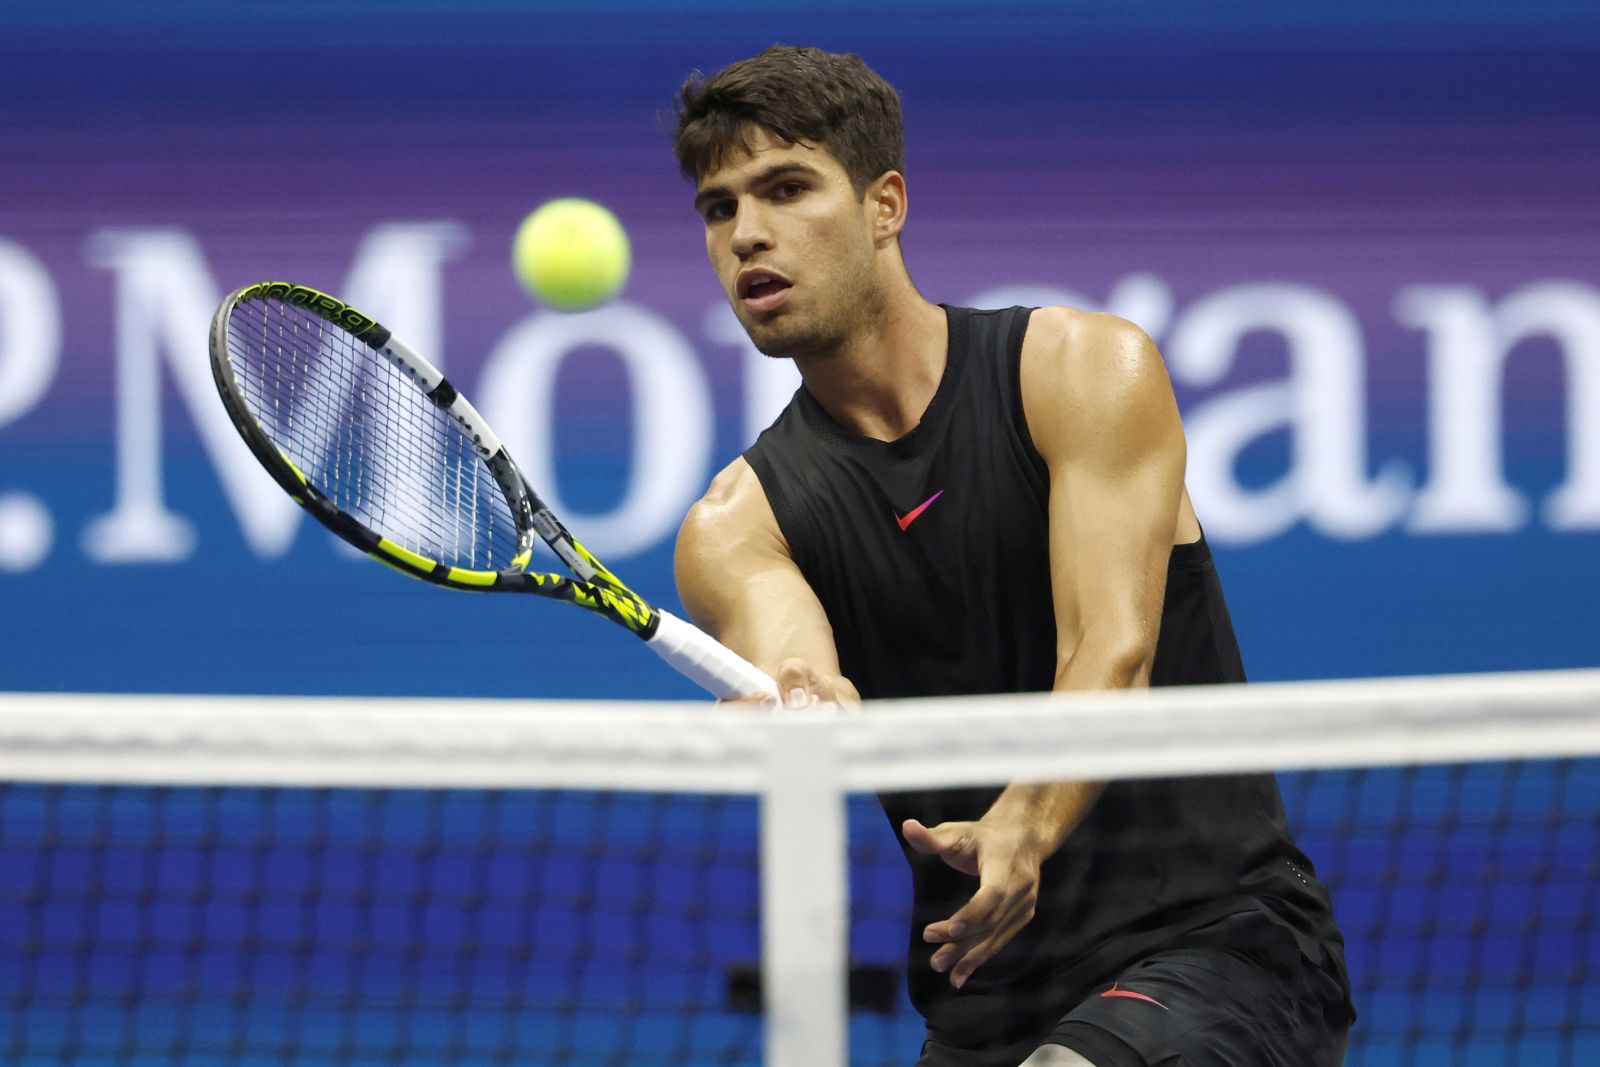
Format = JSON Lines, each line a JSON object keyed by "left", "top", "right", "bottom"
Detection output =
{"left": 730, "top": 203, "right": 772, "bottom": 259}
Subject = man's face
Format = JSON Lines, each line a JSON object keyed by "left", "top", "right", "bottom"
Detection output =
{"left": 694, "top": 127, "right": 881, "bottom": 359}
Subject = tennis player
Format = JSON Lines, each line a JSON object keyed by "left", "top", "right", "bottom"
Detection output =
{"left": 670, "top": 47, "right": 1355, "bottom": 1066}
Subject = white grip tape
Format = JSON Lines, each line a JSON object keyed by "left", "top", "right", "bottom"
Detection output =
{"left": 646, "top": 610, "right": 780, "bottom": 702}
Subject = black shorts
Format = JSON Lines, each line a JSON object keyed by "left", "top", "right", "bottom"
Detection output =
{"left": 917, "top": 913, "right": 1351, "bottom": 1067}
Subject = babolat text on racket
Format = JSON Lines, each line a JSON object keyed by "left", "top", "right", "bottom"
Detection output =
{"left": 209, "top": 281, "right": 778, "bottom": 701}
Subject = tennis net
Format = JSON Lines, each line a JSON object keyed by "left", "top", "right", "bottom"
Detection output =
{"left": 2, "top": 670, "right": 1599, "bottom": 1065}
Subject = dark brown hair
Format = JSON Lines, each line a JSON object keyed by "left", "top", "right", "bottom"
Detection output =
{"left": 673, "top": 45, "right": 904, "bottom": 197}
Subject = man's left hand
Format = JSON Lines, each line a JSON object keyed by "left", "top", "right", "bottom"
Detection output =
{"left": 902, "top": 816, "right": 1044, "bottom": 989}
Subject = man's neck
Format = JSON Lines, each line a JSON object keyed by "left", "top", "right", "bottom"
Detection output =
{"left": 793, "top": 282, "right": 948, "bottom": 442}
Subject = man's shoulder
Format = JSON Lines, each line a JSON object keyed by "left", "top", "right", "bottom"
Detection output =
{"left": 1020, "top": 305, "right": 1165, "bottom": 395}
{"left": 1018, "top": 306, "right": 1175, "bottom": 463}
{"left": 1023, "top": 306, "right": 1154, "bottom": 361}
{"left": 686, "top": 456, "right": 764, "bottom": 529}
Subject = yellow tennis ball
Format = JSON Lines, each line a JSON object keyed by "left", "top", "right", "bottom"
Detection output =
{"left": 512, "top": 198, "right": 631, "bottom": 311}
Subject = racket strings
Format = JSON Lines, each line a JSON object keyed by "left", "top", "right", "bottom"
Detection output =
{"left": 226, "top": 299, "right": 521, "bottom": 571}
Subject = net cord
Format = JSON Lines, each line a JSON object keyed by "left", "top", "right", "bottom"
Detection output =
{"left": 3, "top": 670, "right": 1598, "bottom": 792}
{"left": 3, "top": 667, "right": 1599, "bottom": 1067}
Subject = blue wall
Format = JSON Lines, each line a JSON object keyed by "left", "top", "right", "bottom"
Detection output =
{"left": 1, "top": 6, "right": 1597, "bottom": 1064}
{"left": 1, "top": 1, "right": 1595, "bottom": 698}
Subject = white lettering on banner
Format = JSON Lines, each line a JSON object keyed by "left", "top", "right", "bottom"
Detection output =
{"left": 341, "top": 224, "right": 468, "bottom": 374}
{"left": 81, "top": 225, "right": 467, "bottom": 564}
{"left": 0, "top": 493, "right": 51, "bottom": 572}
{"left": 1399, "top": 282, "right": 1600, "bottom": 533}
{"left": 0, "top": 239, "right": 59, "bottom": 427}
{"left": 477, "top": 303, "right": 713, "bottom": 560}
{"left": 321, "top": 223, "right": 470, "bottom": 559}
{"left": 2, "top": 237, "right": 1593, "bottom": 575}
{"left": 83, "top": 230, "right": 237, "bottom": 562}
{"left": 1527, "top": 285, "right": 1600, "bottom": 529}
{"left": 0, "top": 238, "right": 59, "bottom": 570}
{"left": 1169, "top": 284, "right": 1411, "bottom": 543}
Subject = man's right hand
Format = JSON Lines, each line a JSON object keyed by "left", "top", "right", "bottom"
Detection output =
{"left": 774, "top": 657, "right": 859, "bottom": 710}
{"left": 724, "top": 657, "right": 860, "bottom": 711}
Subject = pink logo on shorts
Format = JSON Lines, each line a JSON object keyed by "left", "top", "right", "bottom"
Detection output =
{"left": 1101, "top": 982, "right": 1169, "bottom": 1011}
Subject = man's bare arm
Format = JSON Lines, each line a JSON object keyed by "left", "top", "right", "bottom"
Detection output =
{"left": 912, "top": 307, "right": 1189, "bottom": 986}
{"left": 985, "top": 307, "right": 1187, "bottom": 840}
{"left": 674, "top": 457, "right": 861, "bottom": 707}
{"left": 1030, "top": 307, "right": 1188, "bottom": 694}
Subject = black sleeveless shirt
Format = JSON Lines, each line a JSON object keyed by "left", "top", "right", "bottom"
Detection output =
{"left": 744, "top": 306, "right": 1350, "bottom": 1048}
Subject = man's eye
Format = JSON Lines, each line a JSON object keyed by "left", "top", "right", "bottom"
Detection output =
{"left": 704, "top": 202, "right": 734, "bottom": 222}
{"left": 775, "top": 182, "right": 805, "bottom": 200}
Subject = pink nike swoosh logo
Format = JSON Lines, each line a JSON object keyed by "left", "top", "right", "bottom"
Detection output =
{"left": 895, "top": 490, "right": 944, "bottom": 531}
{"left": 1101, "top": 982, "right": 1169, "bottom": 1011}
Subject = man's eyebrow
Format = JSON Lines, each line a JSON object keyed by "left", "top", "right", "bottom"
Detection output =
{"left": 693, "top": 162, "right": 826, "bottom": 213}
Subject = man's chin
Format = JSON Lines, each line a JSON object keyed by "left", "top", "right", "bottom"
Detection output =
{"left": 739, "top": 311, "right": 809, "bottom": 359}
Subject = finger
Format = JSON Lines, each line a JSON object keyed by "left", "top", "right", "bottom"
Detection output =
{"left": 803, "top": 664, "right": 839, "bottom": 704}
{"left": 930, "top": 910, "right": 1021, "bottom": 977}
{"left": 901, "top": 819, "right": 975, "bottom": 859}
{"left": 929, "top": 930, "right": 984, "bottom": 973}
{"left": 903, "top": 820, "right": 982, "bottom": 877}
{"left": 949, "top": 920, "right": 1029, "bottom": 989}
{"left": 716, "top": 691, "right": 781, "bottom": 710}
{"left": 775, "top": 659, "right": 826, "bottom": 709}
{"left": 922, "top": 916, "right": 968, "bottom": 944}
{"left": 931, "top": 910, "right": 1030, "bottom": 987}
{"left": 924, "top": 883, "right": 1006, "bottom": 945}
{"left": 901, "top": 819, "right": 939, "bottom": 854}
{"left": 947, "top": 889, "right": 1039, "bottom": 988}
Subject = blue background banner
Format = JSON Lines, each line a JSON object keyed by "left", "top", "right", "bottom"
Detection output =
{"left": 1, "top": 5, "right": 1598, "bottom": 1064}
{"left": 1, "top": 1, "right": 1596, "bottom": 698}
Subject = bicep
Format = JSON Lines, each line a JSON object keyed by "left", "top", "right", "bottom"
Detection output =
{"left": 1022, "top": 310, "right": 1187, "bottom": 675}
{"left": 674, "top": 459, "right": 847, "bottom": 682}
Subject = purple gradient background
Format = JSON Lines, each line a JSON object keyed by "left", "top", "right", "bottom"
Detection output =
{"left": 0, "top": 7, "right": 1598, "bottom": 1065}
{"left": 0, "top": 9, "right": 1596, "bottom": 699}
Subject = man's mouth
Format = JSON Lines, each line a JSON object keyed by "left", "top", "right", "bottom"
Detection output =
{"left": 737, "top": 269, "right": 793, "bottom": 314}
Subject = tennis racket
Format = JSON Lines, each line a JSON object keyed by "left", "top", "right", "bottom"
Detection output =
{"left": 209, "top": 280, "right": 778, "bottom": 701}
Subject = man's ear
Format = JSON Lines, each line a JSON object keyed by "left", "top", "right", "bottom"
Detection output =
{"left": 866, "top": 171, "right": 908, "bottom": 244}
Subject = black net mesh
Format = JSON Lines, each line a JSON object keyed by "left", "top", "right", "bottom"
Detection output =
{"left": 1292, "top": 760, "right": 1600, "bottom": 1064}
{"left": 225, "top": 298, "right": 522, "bottom": 571}
{"left": 0, "top": 785, "right": 762, "bottom": 1066}
{"left": 4, "top": 762, "right": 1599, "bottom": 1064}
{"left": 845, "top": 760, "right": 1600, "bottom": 1065}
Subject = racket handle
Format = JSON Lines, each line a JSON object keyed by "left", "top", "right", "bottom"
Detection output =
{"left": 647, "top": 610, "right": 780, "bottom": 702}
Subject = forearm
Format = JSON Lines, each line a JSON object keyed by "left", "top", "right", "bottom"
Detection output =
{"left": 981, "top": 633, "right": 1153, "bottom": 856}
{"left": 982, "top": 777, "right": 1105, "bottom": 860}
{"left": 675, "top": 464, "right": 860, "bottom": 705}
{"left": 1054, "top": 625, "right": 1156, "bottom": 692}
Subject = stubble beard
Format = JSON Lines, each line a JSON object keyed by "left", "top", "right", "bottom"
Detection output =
{"left": 740, "top": 249, "right": 886, "bottom": 362}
